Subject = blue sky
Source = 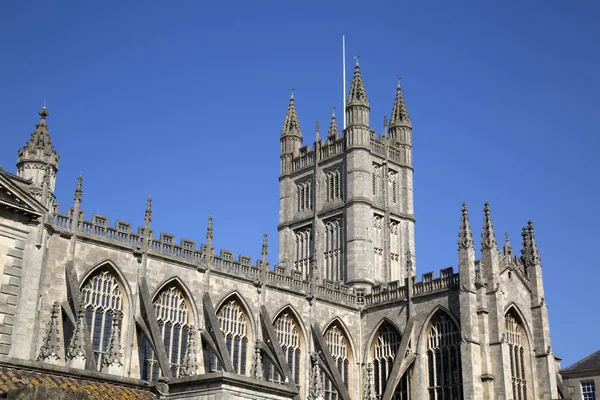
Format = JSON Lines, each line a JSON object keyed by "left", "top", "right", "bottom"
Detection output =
{"left": 1, "top": 1, "right": 598, "bottom": 367}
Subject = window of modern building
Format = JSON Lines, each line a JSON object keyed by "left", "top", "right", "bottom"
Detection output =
{"left": 581, "top": 380, "right": 596, "bottom": 400}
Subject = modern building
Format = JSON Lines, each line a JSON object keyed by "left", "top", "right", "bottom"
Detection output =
{"left": 0, "top": 62, "right": 564, "bottom": 399}
{"left": 560, "top": 350, "right": 600, "bottom": 400}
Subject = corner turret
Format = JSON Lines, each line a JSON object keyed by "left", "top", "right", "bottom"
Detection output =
{"left": 345, "top": 59, "right": 370, "bottom": 129}
{"left": 388, "top": 80, "right": 412, "bottom": 166}
{"left": 16, "top": 107, "right": 59, "bottom": 206}
{"left": 280, "top": 93, "right": 303, "bottom": 176}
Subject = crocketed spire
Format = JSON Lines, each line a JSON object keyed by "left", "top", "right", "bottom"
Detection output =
{"left": 280, "top": 93, "right": 302, "bottom": 138}
{"left": 346, "top": 60, "right": 369, "bottom": 107}
{"left": 181, "top": 327, "right": 199, "bottom": 376}
{"left": 503, "top": 232, "right": 513, "bottom": 257}
{"left": 327, "top": 109, "right": 340, "bottom": 142}
{"left": 521, "top": 221, "right": 541, "bottom": 269}
{"left": 67, "top": 303, "right": 88, "bottom": 362}
{"left": 308, "top": 352, "right": 324, "bottom": 400}
{"left": 261, "top": 232, "right": 268, "bottom": 261}
{"left": 481, "top": 202, "right": 497, "bottom": 251}
{"left": 458, "top": 203, "right": 474, "bottom": 250}
{"left": 38, "top": 302, "right": 61, "bottom": 362}
{"left": 389, "top": 80, "right": 411, "bottom": 128}
{"left": 74, "top": 175, "right": 83, "bottom": 203}
{"left": 206, "top": 215, "right": 213, "bottom": 246}
{"left": 102, "top": 310, "right": 123, "bottom": 368}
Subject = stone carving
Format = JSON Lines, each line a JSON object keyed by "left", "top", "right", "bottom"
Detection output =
{"left": 249, "top": 340, "right": 264, "bottom": 380}
{"left": 181, "top": 327, "right": 199, "bottom": 377}
{"left": 307, "top": 352, "right": 324, "bottom": 400}
{"left": 38, "top": 302, "right": 61, "bottom": 362}
{"left": 521, "top": 221, "right": 541, "bottom": 268}
{"left": 457, "top": 203, "right": 474, "bottom": 250}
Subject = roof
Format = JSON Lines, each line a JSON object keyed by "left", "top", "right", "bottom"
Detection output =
{"left": 0, "top": 365, "right": 157, "bottom": 400}
{"left": 562, "top": 349, "right": 600, "bottom": 372}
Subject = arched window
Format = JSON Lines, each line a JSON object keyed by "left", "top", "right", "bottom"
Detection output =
{"left": 372, "top": 323, "right": 409, "bottom": 399}
{"left": 294, "top": 228, "right": 311, "bottom": 280}
{"left": 143, "top": 286, "right": 191, "bottom": 380}
{"left": 388, "top": 170, "right": 398, "bottom": 204}
{"left": 80, "top": 270, "right": 122, "bottom": 370}
{"left": 324, "top": 218, "right": 343, "bottom": 282}
{"left": 297, "top": 180, "right": 312, "bottom": 212}
{"left": 217, "top": 299, "right": 249, "bottom": 375}
{"left": 327, "top": 169, "right": 341, "bottom": 201}
{"left": 323, "top": 324, "right": 351, "bottom": 400}
{"left": 372, "top": 164, "right": 382, "bottom": 196}
{"left": 265, "top": 312, "right": 302, "bottom": 385}
{"left": 506, "top": 311, "right": 528, "bottom": 400}
{"left": 426, "top": 312, "right": 462, "bottom": 400}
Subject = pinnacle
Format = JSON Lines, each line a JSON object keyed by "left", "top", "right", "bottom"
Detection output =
{"left": 281, "top": 94, "right": 302, "bottom": 137}
{"left": 503, "top": 232, "right": 513, "bottom": 257}
{"left": 327, "top": 110, "right": 339, "bottom": 141}
{"left": 261, "top": 232, "right": 268, "bottom": 260}
{"left": 206, "top": 215, "right": 213, "bottom": 246}
{"left": 481, "top": 202, "right": 497, "bottom": 251}
{"left": 144, "top": 196, "right": 152, "bottom": 226}
{"left": 458, "top": 202, "right": 474, "bottom": 250}
{"left": 390, "top": 80, "right": 411, "bottom": 128}
{"left": 346, "top": 62, "right": 369, "bottom": 107}
{"left": 74, "top": 175, "right": 83, "bottom": 203}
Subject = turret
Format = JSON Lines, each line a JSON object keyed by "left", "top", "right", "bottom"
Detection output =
{"left": 345, "top": 59, "right": 370, "bottom": 129}
{"left": 16, "top": 107, "right": 59, "bottom": 206}
{"left": 326, "top": 109, "right": 339, "bottom": 143}
{"left": 280, "top": 93, "right": 303, "bottom": 176}
{"left": 388, "top": 80, "right": 412, "bottom": 156}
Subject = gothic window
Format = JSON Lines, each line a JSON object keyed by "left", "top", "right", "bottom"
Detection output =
{"left": 143, "top": 286, "right": 191, "bottom": 380}
{"left": 388, "top": 170, "right": 398, "bottom": 204}
{"left": 297, "top": 180, "right": 312, "bottom": 212}
{"left": 372, "top": 323, "right": 409, "bottom": 399}
{"left": 80, "top": 270, "right": 122, "bottom": 370}
{"left": 372, "top": 164, "right": 382, "bottom": 196}
{"left": 217, "top": 299, "right": 249, "bottom": 375}
{"left": 426, "top": 312, "right": 462, "bottom": 400}
{"left": 294, "top": 228, "right": 311, "bottom": 280}
{"left": 389, "top": 221, "right": 400, "bottom": 281}
{"left": 327, "top": 169, "right": 341, "bottom": 201}
{"left": 506, "top": 312, "right": 529, "bottom": 400}
{"left": 324, "top": 218, "right": 343, "bottom": 282}
{"left": 265, "top": 313, "right": 302, "bottom": 385}
{"left": 373, "top": 215, "right": 384, "bottom": 280}
{"left": 581, "top": 381, "right": 596, "bottom": 400}
{"left": 323, "top": 324, "right": 351, "bottom": 400}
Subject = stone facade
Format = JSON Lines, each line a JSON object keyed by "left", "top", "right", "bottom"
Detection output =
{"left": 0, "top": 63, "right": 564, "bottom": 399}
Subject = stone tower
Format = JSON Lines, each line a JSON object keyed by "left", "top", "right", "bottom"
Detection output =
{"left": 278, "top": 61, "right": 416, "bottom": 289}
{"left": 16, "top": 107, "right": 59, "bottom": 208}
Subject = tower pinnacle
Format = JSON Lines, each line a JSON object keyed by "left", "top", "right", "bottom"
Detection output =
{"left": 389, "top": 78, "right": 411, "bottom": 129}
{"left": 281, "top": 93, "right": 302, "bottom": 138}
{"left": 521, "top": 221, "right": 541, "bottom": 269}
{"left": 481, "top": 202, "right": 497, "bottom": 251}
{"left": 346, "top": 60, "right": 369, "bottom": 107}
{"left": 458, "top": 203, "right": 474, "bottom": 250}
{"left": 327, "top": 107, "right": 339, "bottom": 142}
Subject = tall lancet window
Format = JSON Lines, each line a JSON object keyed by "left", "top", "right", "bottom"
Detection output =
{"left": 297, "top": 180, "right": 312, "bottom": 212}
{"left": 389, "top": 221, "right": 400, "bottom": 281}
{"left": 217, "top": 299, "right": 249, "bottom": 375}
{"left": 80, "top": 269, "right": 122, "bottom": 370}
{"left": 324, "top": 218, "right": 343, "bottom": 282}
{"left": 372, "top": 164, "right": 382, "bottom": 196}
{"left": 265, "top": 312, "right": 302, "bottom": 385}
{"left": 506, "top": 312, "right": 528, "bottom": 400}
{"left": 388, "top": 170, "right": 398, "bottom": 204}
{"left": 426, "top": 312, "right": 462, "bottom": 400}
{"left": 294, "top": 228, "right": 311, "bottom": 280}
{"left": 372, "top": 323, "right": 409, "bottom": 399}
{"left": 373, "top": 215, "right": 384, "bottom": 280}
{"left": 143, "top": 286, "right": 191, "bottom": 380}
{"left": 323, "top": 324, "right": 351, "bottom": 400}
{"left": 326, "top": 168, "right": 341, "bottom": 201}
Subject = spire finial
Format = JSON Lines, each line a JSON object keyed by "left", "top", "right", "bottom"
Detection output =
{"left": 206, "top": 215, "right": 213, "bottom": 246}
{"left": 281, "top": 91, "right": 302, "bottom": 137}
{"left": 481, "top": 202, "right": 498, "bottom": 251}
{"left": 327, "top": 107, "right": 340, "bottom": 141}
{"left": 330, "top": 106, "right": 336, "bottom": 117}
{"left": 390, "top": 77, "right": 411, "bottom": 129}
{"left": 503, "top": 232, "right": 513, "bottom": 257}
{"left": 261, "top": 232, "right": 268, "bottom": 263}
{"left": 74, "top": 175, "right": 83, "bottom": 203}
{"left": 353, "top": 55, "right": 360, "bottom": 66}
{"left": 38, "top": 302, "right": 61, "bottom": 362}
{"left": 346, "top": 57, "right": 369, "bottom": 106}
{"left": 316, "top": 120, "right": 320, "bottom": 142}
{"left": 144, "top": 196, "right": 152, "bottom": 226}
{"left": 521, "top": 220, "right": 541, "bottom": 268}
{"left": 458, "top": 202, "right": 474, "bottom": 250}
{"left": 39, "top": 106, "right": 49, "bottom": 120}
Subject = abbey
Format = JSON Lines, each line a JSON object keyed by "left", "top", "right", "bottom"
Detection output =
{"left": 0, "top": 62, "right": 566, "bottom": 399}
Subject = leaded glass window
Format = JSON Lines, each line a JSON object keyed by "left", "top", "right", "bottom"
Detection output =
{"left": 143, "top": 286, "right": 191, "bottom": 380}
{"left": 265, "top": 313, "right": 301, "bottom": 385}
{"left": 323, "top": 325, "right": 351, "bottom": 400}
{"left": 426, "top": 313, "right": 462, "bottom": 400}
{"left": 217, "top": 299, "right": 249, "bottom": 375}
{"left": 372, "top": 323, "right": 409, "bottom": 399}
{"left": 80, "top": 270, "right": 122, "bottom": 369}
{"left": 506, "top": 312, "right": 528, "bottom": 400}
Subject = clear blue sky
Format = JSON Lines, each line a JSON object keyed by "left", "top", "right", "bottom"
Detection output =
{"left": 1, "top": 1, "right": 598, "bottom": 368}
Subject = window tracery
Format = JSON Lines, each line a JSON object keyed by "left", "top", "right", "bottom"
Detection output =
{"left": 297, "top": 180, "right": 312, "bottom": 212}
{"left": 217, "top": 299, "right": 249, "bottom": 375}
{"left": 426, "top": 313, "right": 462, "bottom": 400}
{"left": 323, "top": 325, "right": 351, "bottom": 400}
{"left": 143, "top": 286, "right": 191, "bottom": 380}
{"left": 80, "top": 270, "right": 122, "bottom": 370}
{"left": 294, "top": 228, "right": 311, "bottom": 280}
{"left": 265, "top": 313, "right": 302, "bottom": 385}
{"left": 372, "top": 323, "right": 409, "bottom": 399}
{"left": 506, "top": 312, "right": 528, "bottom": 400}
{"left": 324, "top": 218, "right": 343, "bottom": 282}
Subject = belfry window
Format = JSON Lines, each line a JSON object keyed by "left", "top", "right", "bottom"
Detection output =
{"left": 426, "top": 313, "right": 462, "bottom": 400}
{"left": 323, "top": 218, "right": 343, "bottom": 282}
{"left": 297, "top": 180, "right": 312, "bottom": 212}
{"left": 327, "top": 169, "right": 341, "bottom": 201}
{"left": 265, "top": 313, "right": 302, "bottom": 385}
{"left": 143, "top": 286, "right": 191, "bottom": 380}
{"left": 372, "top": 323, "right": 409, "bottom": 399}
{"left": 506, "top": 312, "right": 528, "bottom": 400}
{"left": 294, "top": 228, "right": 311, "bottom": 280}
{"left": 80, "top": 270, "right": 122, "bottom": 370}
{"left": 217, "top": 299, "right": 249, "bottom": 375}
{"left": 323, "top": 324, "right": 351, "bottom": 400}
